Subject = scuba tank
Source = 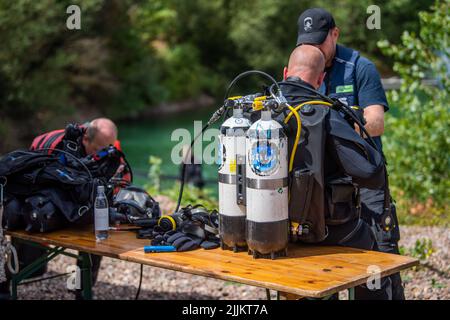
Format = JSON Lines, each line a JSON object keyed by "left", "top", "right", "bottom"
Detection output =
{"left": 218, "top": 105, "right": 251, "bottom": 251}
{"left": 245, "top": 109, "right": 289, "bottom": 259}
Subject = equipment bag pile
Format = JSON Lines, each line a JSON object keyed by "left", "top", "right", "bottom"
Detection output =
{"left": 0, "top": 146, "right": 124, "bottom": 234}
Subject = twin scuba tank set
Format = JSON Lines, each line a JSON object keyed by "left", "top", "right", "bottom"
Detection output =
{"left": 218, "top": 79, "right": 290, "bottom": 259}
{"left": 176, "top": 70, "right": 295, "bottom": 259}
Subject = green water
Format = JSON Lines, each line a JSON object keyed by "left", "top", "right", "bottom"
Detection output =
{"left": 118, "top": 107, "right": 220, "bottom": 192}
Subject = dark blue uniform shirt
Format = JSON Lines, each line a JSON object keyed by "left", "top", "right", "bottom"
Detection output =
{"left": 322, "top": 45, "right": 388, "bottom": 151}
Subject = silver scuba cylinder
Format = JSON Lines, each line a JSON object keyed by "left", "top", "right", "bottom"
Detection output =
{"left": 218, "top": 106, "right": 251, "bottom": 251}
{"left": 245, "top": 109, "right": 289, "bottom": 259}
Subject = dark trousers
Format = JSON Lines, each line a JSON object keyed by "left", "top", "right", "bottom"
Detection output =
{"left": 360, "top": 187, "right": 405, "bottom": 300}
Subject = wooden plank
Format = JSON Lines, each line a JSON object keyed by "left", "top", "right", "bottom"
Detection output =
{"left": 6, "top": 226, "right": 419, "bottom": 298}
{"left": 279, "top": 292, "right": 303, "bottom": 300}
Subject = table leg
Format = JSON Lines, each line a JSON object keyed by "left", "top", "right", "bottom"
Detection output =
{"left": 277, "top": 291, "right": 305, "bottom": 300}
{"left": 266, "top": 289, "right": 283, "bottom": 300}
{"left": 79, "top": 252, "right": 93, "bottom": 300}
{"left": 11, "top": 279, "right": 17, "bottom": 300}
{"left": 10, "top": 246, "right": 65, "bottom": 300}
{"left": 348, "top": 287, "right": 355, "bottom": 300}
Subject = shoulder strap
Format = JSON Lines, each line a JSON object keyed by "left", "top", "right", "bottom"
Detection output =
{"left": 334, "top": 45, "right": 361, "bottom": 105}
{"left": 31, "top": 130, "right": 65, "bottom": 154}
{"left": 335, "top": 44, "right": 360, "bottom": 65}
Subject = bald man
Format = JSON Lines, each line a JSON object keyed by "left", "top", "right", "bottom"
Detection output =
{"left": 283, "top": 44, "right": 326, "bottom": 89}
{"left": 31, "top": 117, "right": 118, "bottom": 157}
{"left": 82, "top": 118, "right": 118, "bottom": 155}
{"left": 26, "top": 117, "right": 126, "bottom": 299}
{"left": 275, "top": 45, "right": 394, "bottom": 299}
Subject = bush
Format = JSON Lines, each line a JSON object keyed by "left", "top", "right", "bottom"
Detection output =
{"left": 378, "top": 0, "right": 449, "bottom": 222}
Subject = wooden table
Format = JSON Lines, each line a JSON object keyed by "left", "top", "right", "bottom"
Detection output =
{"left": 6, "top": 226, "right": 418, "bottom": 300}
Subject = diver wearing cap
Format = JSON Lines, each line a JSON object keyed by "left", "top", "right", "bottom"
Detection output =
{"left": 294, "top": 7, "right": 404, "bottom": 300}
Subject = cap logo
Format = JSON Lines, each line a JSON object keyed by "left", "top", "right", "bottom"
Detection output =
{"left": 304, "top": 17, "right": 313, "bottom": 31}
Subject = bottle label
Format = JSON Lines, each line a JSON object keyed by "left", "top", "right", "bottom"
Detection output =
{"left": 95, "top": 208, "right": 109, "bottom": 231}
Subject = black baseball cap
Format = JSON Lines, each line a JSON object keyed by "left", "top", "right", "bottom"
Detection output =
{"left": 296, "top": 8, "right": 336, "bottom": 46}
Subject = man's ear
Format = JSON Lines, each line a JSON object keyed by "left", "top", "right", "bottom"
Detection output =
{"left": 283, "top": 66, "right": 288, "bottom": 80}
{"left": 333, "top": 27, "right": 340, "bottom": 41}
{"left": 317, "top": 71, "right": 326, "bottom": 88}
{"left": 82, "top": 134, "right": 89, "bottom": 148}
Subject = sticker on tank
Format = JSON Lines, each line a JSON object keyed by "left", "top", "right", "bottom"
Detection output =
{"left": 249, "top": 140, "right": 279, "bottom": 176}
{"left": 217, "top": 142, "right": 226, "bottom": 170}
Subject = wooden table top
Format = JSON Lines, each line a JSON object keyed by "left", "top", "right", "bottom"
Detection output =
{"left": 7, "top": 226, "right": 418, "bottom": 298}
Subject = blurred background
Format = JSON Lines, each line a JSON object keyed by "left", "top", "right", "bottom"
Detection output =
{"left": 0, "top": 0, "right": 448, "bottom": 226}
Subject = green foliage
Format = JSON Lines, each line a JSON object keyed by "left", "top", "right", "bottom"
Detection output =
{"left": 430, "top": 278, "right": 446, "bottom": 289}
{"left": 0, "top": 0, "right": 163, "bottom": 146}
{"left": 378, "top": 0, "right": 450, "bottom": 209}
{"left": 161, "top": 183, "right": 218, "bottom": 211}
{"left": 411, "top": 238, "right": 434, "bottom": 261}
{"left": 146, "top": 155, "right": 218, "bottom": 211}
{"left": 160, "top": 43, "right": 213, "bottom": 100}
{"left": 147, "top": 155, "right": 162, "bottom": 192}
{"left": 226, "top": 0, "right": 434, "bottom": 75}
{"left": 0, "top": 0, "right": 103, "bottom": 143}
{"left": 400, "top": 238, "right": 434, "bottom": 261}
{"left": 0, "top": 0, "right": 435, "bottom": 152}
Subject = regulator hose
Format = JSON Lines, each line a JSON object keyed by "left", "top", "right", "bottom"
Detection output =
{"left": 285, "top": 104, "right": 302, "bottom": 173}
{"left": 175, "top": 122, "right": 210, "bottom": 213}
{"left": 224, "top": 70, "right": 280, "bottom": 101}
{"left": 175, "top": 70, "right": 281, "bottom": 213}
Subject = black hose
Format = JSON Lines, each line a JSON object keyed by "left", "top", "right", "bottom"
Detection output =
{"left": 224, "top": 70, "right": 280, "bottom": 101}
{"left": 135, "top": 264, "right": 143, "bottom": 300}
{"left": 175, "top": 123, "right": 210, "bottom": 212}
{"left": 277, "top": 81, "right": 334, "bottom": 103}
{"left": 39, "top": 148, "right": 93, "bottom": 180}
{"left": 40, "top": 147, "right": 97, "bottom": 206}
{"left": 175, "top": 70, "right": 280, "bottom": 213}
{"left": 122, "top": 155, "right": 134, "bottom": 183}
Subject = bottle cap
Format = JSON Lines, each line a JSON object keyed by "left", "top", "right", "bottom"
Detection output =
{"left": 97, "top": 185, "right": 105, "bottom": 193}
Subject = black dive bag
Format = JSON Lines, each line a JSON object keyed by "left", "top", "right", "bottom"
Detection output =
{"left": 0, "top": 147, "right": 123, "bottom": 233}
{"left": 285, "top": 104, "right": 360, "bottom": 244}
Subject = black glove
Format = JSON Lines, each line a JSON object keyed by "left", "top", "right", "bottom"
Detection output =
{"left": 150, "top": 230, "right": 220, "bottom": 251}
{"left": 150, "top": 231, "right": 202, "bottom": 252}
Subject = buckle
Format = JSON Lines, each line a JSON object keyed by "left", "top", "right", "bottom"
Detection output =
{"left": 380, "top": 210, "right": 394, "bottom": 232}
{"left": 66, "top": 141, "right": 78, "bottom": 152}
{"left": 78, "top": 206, "right": 89, "bottom": 216}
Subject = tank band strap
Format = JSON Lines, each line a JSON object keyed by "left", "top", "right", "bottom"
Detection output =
{"left": 246, "top": 177, "right": 288, "bottom": 190}
{"left": 218, "top": 173, "right": 236, "bottom": 185}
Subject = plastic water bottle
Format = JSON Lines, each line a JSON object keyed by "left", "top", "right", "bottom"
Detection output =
{"left": 94, "top": 185, "right": 109, "bottom": 241}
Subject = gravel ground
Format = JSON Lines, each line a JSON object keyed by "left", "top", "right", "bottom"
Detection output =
{"left": 10, "top": 225, "right": 449, "bottom": 300}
